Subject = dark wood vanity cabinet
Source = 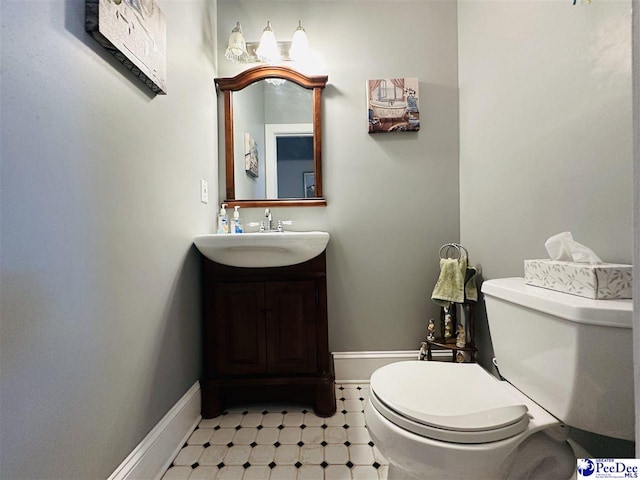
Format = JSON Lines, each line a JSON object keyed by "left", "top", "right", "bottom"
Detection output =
{"left": 201, "top": 252, "right": 336, "bottom": 418}
{"left": 212, "top": 281, "right": 318, "bottom": 376}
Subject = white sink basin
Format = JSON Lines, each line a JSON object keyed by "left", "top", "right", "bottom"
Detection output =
{"left": 193, "top": 231, "right": 330, "bottom": 268}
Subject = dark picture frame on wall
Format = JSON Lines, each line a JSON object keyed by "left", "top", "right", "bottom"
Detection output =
{"left": 85, "top": 0, "right": 167, "bottom": 95}
{"left": 303, "top": 172, "right": 315, "bottom": 198}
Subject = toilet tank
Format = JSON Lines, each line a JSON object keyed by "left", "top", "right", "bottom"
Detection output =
{"left": 482, "top": 277, "right": 633, "bottom": 441}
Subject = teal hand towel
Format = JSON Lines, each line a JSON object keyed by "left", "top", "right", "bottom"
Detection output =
{"left": 431, "top": 256, "right": 467, "bottom": 307}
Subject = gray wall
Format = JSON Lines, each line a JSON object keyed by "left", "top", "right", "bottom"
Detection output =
{"left": 458, "top": 0, "right": 634, "bottom": 456}
{"left": 1, "top": 0, "right": 634, "bottom": 476}
{"left": 265, "top": 81, "right": 313, "bottom": 124}
{"left": 0, "top": 0, "right": 218, "bottom": 478}
{"left": 217, "top": 0, "right": 461, "bottom": 351}
{"left": 233, "top": 81, "right": 266, "bottom": 198}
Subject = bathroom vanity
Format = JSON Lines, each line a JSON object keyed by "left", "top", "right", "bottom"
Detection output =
{"left": 201, "top": 63, "right": 333, "bottom": 416}
{"left": 200, "top": 252, "right": 336, "bottom": 418}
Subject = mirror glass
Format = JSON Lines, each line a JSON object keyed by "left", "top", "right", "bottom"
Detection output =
{"left": 216, "top": 66, "right": 328, "bottom": 208}
{"left": 233, "top": 80, "right": 313, "bottom": 200}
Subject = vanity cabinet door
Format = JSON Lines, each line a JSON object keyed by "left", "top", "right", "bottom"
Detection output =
{"left": 265, "top": 281, "right": 318, "bottom": 375}
{"left": 213, "top": 282, "right": 267, "bottom": 375}
{"left": 200, "top": 252, "right": 336, "bottom": 418}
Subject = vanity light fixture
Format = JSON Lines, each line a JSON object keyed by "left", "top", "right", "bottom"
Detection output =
{"left": 256, "top": 21, "right": 280, "bottom": 63}
{"left": 288, "top": 21, "right": 310, "bottom": 62}
{"left": 224, "top": 21, "right": 249, "bottom": 64}
{"left": 225, "top": 20, "right": 311, "bottom": 64}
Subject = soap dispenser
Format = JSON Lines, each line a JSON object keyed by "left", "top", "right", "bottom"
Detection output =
{"left": 232, "top": 206, "right": 243, "bottom": 234}
{"left": 216, "top": 203, "right": 229, "bottom": 234}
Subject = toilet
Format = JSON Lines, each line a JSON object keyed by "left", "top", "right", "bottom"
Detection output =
{"left": 364, "top": 277, "right": 633, "bottom": 480}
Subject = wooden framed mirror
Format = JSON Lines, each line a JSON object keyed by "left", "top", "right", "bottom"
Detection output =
{"left": 215, "top": 65, "right": 328, "bottom": 208}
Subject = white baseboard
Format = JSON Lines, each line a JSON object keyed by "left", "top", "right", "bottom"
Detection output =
{"left": 108, "top": 381, "right": 202, "bottom": 480}
{"left": 333, "top": 350, "right": 447, "bottom": 383}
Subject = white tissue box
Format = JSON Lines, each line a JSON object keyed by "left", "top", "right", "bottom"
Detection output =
{"left": 524, "top": 259, "right": 633, "bottom": 299}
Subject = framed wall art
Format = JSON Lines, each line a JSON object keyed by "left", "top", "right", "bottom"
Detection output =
{"left": 86, "top": 0, "right": 167, "bottom": 95}
{"left": 244, "top": 133, "right": 259, "bottom": 178}
{"left": 303, "top": 172, "right": 315, "bottom": 198}
{"left": 367, "top": 77, "right": 419, "bottom": 133}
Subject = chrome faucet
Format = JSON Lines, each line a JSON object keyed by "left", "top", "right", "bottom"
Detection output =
{"left": 259, "top": 208, "right": 292, "bottom": 232}
{"left": 264, "top": 208, "right": 273, "bottom": 231}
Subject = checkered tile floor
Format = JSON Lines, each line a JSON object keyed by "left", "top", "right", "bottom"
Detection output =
{"left": 162, "top": 383, "right": 388, "bottom": 480}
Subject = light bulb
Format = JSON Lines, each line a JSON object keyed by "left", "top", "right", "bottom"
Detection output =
{"left": 225, "top": 22, "right": 248, "bottom": 63}
{"left": 256, "top": 21, "right": 280, "bottom": 63}
{"left": 289, "top": 21, "right": 309, "bottom": 62}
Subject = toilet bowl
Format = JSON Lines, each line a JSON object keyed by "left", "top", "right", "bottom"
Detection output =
{"left": 365, "top": 361, "right": 575, "bottom": 480}
{"left": 365, "top": 278, "right": 633, "bottom": 480}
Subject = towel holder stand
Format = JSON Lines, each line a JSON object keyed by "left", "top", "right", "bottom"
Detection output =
{"left": 438, "top": 242, "right": 468, "bottom": 261}
{"left": 425, "top": 242, "right": 477, "bottom": 363}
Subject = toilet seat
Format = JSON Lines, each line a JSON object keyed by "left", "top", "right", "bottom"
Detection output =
{"left": 369, "top": 362, "right": 530, "bottom": 444}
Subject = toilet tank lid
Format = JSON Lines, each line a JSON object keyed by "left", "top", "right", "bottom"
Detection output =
{"left": 481, "top": 278, "right": 632, "bottom": 328}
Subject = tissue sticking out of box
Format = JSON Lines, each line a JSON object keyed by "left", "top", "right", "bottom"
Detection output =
{"left": 525, "top": 232, "right": 632, "bottom": 299}
{"left": 544, "top": 231, "right": 602, "bottom": 265}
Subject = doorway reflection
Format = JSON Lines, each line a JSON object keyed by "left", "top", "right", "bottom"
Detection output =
{"left": 276, "top": 135, "right": 314, "bottom": 198}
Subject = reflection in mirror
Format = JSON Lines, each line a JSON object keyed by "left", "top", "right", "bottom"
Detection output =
{"left": 276, "top": 134, "right": 314, "bottom": 198}
{"left": 265, "top": 124, "right": 313, "bottom": 198}
{"left": 215, "top": 65, "right": 328, "bottom": 208}
{"left": 233, "top": 81, "right": 313, "bottom": 200}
